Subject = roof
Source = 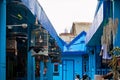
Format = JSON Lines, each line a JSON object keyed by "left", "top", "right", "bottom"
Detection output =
{"left": 21, "top": 0, "right": 64, "bottom": 50}
{"left": 86, "top": 1, "right": 112, "bottom": 46}
{"left": 63, "top": 31, "right": 87, "bottom": 55}
{"left": 59, "top": 33, "right": 74, "bottom": 36}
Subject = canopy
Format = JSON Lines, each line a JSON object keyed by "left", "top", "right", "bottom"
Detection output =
{"left": 21, "top": 0, "right": 64, "bottom": 50}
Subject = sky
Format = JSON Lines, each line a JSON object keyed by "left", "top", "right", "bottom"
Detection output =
{"left": 38, "top": 0, "right": 98, "bottom": 34}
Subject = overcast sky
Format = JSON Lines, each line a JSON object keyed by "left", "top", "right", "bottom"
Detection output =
{"left": 38, "top": 0, "right": 98, "bottom": 34}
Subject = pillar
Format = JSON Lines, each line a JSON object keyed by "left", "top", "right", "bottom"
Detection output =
{"left": 32, "top": 57, "right": 35, "bottom": 80}
{"left": 113, "top": 0, "right": 120, "bottom": 47}
{"left": 27, "top": 51, "right": 32, "bottom": 80}
{"left": 40, "top": 61, "right": 44, "bottom": 80}
{"left": 0, "top": 0, "right": 6, "bottom": 80}
{"left": 46, "top": 59, "right": 53, "bottom": 80}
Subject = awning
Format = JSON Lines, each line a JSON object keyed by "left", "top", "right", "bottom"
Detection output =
{"left": 85, "top": 1, "right": 112, "bottom": 46}
{"left": 21, "top": 0, "right": 64, "bottom": 50}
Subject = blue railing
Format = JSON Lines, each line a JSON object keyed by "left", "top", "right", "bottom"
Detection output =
{"left": 96, "top": 69, "right": 111, "bottom": 75}
{"left": 36, "top": 77, "right": 48, "bottom": 80}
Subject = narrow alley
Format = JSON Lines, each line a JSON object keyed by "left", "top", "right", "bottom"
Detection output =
{"left": 0, "top": 0, "right": 120, "bottom": 80}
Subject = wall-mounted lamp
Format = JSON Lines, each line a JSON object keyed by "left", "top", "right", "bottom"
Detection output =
{"left": 7, "top": 23, "right": 28, "bottom": 29}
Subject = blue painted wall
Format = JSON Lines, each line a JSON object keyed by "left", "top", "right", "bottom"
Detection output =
{"left": 85, "top": 1, "right": 120, "bottom": 80}
{"left": 113, "top": 1, "right": 120, "bottom": 47}
{"left": 46, "top": 60, "right": 53, "bottom": 80}
{"left": 62, "top": 55, "right": 82, "bottom": 80}
{"left": 86, "top": 46, "right": 101, "bottom": 80}
{"left": 65, "top": 31, "right": 86, "bottom": 53}
{"left": 61, "top": 31, "right": 87, "bottom": 80}
{"left": 0, "top": 0, "right": 6, "bottom": 80}
{"left": 53, "top": 63, "right": 62, "bottom": 80}
{"left": 88, "top": 53, "right": 95, "bottom": 80}
{"left": 53, "top": 55, "right": 83, "bottom": 80}
{"left": 23, "top": 1, "right": 120, "bottom": 80}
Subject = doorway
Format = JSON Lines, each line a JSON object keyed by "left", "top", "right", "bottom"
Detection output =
{"left": 62, "top": 59, "right": 74, "bottom": 80}
{"left": 6, "top": 34, "right": 27, "bottom": 80}
{"left": 82, "top": 55, "right": 89, "bottom": 75}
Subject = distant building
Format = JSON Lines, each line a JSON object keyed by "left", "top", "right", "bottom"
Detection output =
{"left": 59, "top": 33, "right": 74, "bottom": 44}
{"left": 59, "top": 22, "right": 91, "bottom": 43}
{"left": 70, "top": 22, "right": 91, "bottom": 36}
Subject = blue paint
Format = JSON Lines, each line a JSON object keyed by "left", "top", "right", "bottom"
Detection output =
{"left": 86, "top": 1, "right": 113, "bottom": 46}
{"left": 85, "top": 1, "right": 119, "bottom": 80}
{"left": 94, "top": 1, "right": 103, "bottom": 17}
{"left": 62, "top": 56, "right": 83, "bottom": 80}
{"left": 67, "top": 31, "right": 86, "bottom": 47}
{"left": 53, "top": 63, "right": 62, "bottom": 80}
{"left": 61, "top": 31, "right": 88, "bottom": 80}
{"left": 29, "top": 31, "right": 36, "bottom": 79}
{"left": 21, "top": 0, "right": 64, "bottom": 50}
{"left": 46, "top": 60, "right": 53, "bottom": 80}
{"left": 32, "top": 57, "right": 35, "bottom": 80}
{"left": 4, "top": 0, "right": 119, "bottom": 80}
{"left": 89, "top": 54, "right": 94, "bottom": 79}
{"left": 62, "top": 59, "right": 74, "bottom": 80}
{"left": 63, "top": 31, "right": 87, "bottom": 55}
{"left": 27, "top": 51, "right": 32, "bottom": 80}
{"left": 0, "top": 0, "right": 6, "bottom": 80}
{"left": 113, "top": 1, "right": 120, "bottom": 47}
{"left": 40, "top": 61, "right": 44, "bottom": 80}
{"left": 86, "top": 2, "right": 104, "bottom": 46}
{"left": 103, "top": 1, "right": 113, "bottom": 19}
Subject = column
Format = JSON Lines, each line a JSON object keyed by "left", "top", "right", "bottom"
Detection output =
{"left": 46, "top": 60, "right": 53, "bottom": 80}
{"left": 113, "top": 0, "right": 120, "bottom": 46}
{"left": 40, "top": 61, "right": 44, "bottom": 80}
{"left": 32, "top": 57, "right": 35, "bottom": 80}
{"left": 27, "top": 51, "right": 32, "bottom": 80}
{"left": 0, "top": 0, "right": 6, "bottom": 80}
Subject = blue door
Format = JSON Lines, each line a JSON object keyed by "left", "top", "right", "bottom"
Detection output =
{"left": 62, "top": 60, "right": 74, "bottom": 80}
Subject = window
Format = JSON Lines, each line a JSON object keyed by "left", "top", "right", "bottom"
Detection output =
{"left": 53, "top": 63, "right": 59, "bottom": 76}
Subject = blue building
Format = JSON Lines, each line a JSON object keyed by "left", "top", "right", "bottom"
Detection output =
{"left": 61, "top": 0, "right": 120, "bottom": 80}
{"left": 1, "top": 0, "right": 63, "bottom": 80}
{"left": 86, "top": 0, "right": 120, "bottom": 79}
{"left": 62, "top": 31, "right": 87, "bottom": 80}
